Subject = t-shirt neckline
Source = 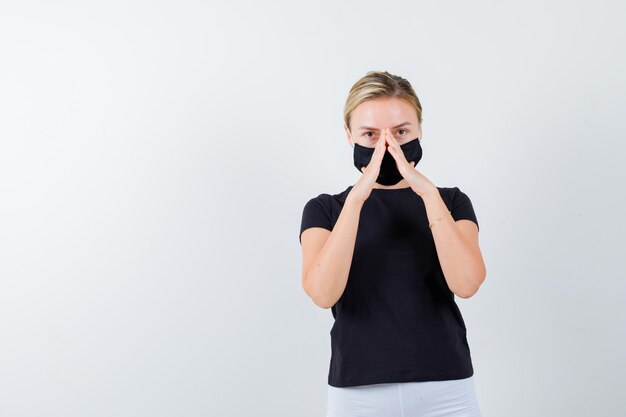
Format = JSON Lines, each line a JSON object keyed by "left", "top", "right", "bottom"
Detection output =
{"left": 371, "top": 186, "right": 412, "bottom": 192}
{"left": 348, "top": 185, "right": 413, "bottom": 192}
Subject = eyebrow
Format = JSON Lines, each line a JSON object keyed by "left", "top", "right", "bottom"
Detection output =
{"left": 357, "top": 122, "right": 412, "bottom": 131}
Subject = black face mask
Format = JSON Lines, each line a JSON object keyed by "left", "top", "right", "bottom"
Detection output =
{"left": 353, "top": 136, "right": 422, "bottom": 186}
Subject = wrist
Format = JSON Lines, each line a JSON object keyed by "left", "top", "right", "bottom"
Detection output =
{"left": 345, "top": 193, "right": 365, "bottom": 209}
{"left": 420, "top": 185, "right": 440, "bottom": 201}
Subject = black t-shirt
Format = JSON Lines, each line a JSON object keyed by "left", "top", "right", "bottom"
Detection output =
{"left": 299, "top": 185, "right": 480, "bottom": 387}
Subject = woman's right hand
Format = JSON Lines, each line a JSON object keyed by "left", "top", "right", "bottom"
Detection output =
{"left": 346, "top": 132, "right": 387, "bottom": 205}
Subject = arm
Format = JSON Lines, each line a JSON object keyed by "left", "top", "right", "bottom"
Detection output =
{"left": 300, "top": 196, "right": 363, "bottom": 309}
{"left": 421, "top": 188, "right": 486, "bottom": 298}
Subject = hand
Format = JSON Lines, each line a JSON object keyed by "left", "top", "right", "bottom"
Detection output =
{"left": 347, "top": 133, "right": 388, "bottom": 204}
{"left": 382, "top": 128, "right": 437, "bottom": 197}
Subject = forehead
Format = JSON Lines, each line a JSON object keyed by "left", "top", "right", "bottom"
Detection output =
{"left": 352, "top": 97, "right": 417, "bottom": 128}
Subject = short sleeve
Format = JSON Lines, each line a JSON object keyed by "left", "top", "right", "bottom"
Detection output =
{"left": 449, "top": 187, "right": 479, "bottom": 231}
{"left": 299, "top": 196, "right": 332, "bottom": 244}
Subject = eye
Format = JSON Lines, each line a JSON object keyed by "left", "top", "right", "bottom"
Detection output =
{"left": 397, "top": 129, "right": 408, "bottom": 135}
{"left": 363, "top": 131, "right": 376, "bottom": 138}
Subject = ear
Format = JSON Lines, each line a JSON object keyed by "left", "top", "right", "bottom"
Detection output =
{"left": 344, "top": 124, "right": 354, "bottom": 148}
{"left": 418, "top": 124, "right": 423, "bottom": 142}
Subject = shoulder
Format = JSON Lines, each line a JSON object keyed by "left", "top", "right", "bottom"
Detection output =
{"left": 300, "top": 184, "right": 352, "bottom": 225}
{"left": 299, "top": 185, "right": 352, "bottom": 243}
{"left": 304, "top": 185, "right": 352, "bottom": 207}
{"left": 436, "top": 186, "right": 472, "bottom": 202}
{"left": 437, "top": 185, "right": 479, "bottom": 230}
{"left": 436, "top": 185, "right": 465, "bottom": 194}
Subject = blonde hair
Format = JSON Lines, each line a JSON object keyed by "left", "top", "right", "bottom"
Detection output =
{"left": 343, "top": 70, "right": 423, "bottom": 133}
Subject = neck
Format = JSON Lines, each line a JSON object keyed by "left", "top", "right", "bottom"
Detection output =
{"left": 372, "top": 179, "right": 411, "bottom": 190}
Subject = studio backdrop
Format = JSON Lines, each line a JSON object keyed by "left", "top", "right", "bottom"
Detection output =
{"left": 0, "top": 1, "right": 624, "bottom": 416}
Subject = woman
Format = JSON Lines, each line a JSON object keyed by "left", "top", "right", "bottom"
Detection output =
{"left": 299, "top": 71, "right": 486, "bottom": 417}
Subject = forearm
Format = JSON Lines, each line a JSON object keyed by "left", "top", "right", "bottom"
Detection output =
{"left": 307, "top": 196, "right": 363, "bottom": 308}
{"left": 421, "top": 188, "right": 484, "bottom": 298}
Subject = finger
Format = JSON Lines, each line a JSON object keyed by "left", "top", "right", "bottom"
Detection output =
{"left": 370, "top": 130, "right": 387, "bottom": 164}
{"left": 384, "top": 128, "right": 402, "bottom": 154}
{"left": 361, "top": 131, "right": 386, "bottom": 172}
{"left": 384, "top": 129, "right": 406, "bottom": 163}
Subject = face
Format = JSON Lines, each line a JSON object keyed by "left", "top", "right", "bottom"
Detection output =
{"left": 344, "top": 97, "right": 423, "bottom": 148}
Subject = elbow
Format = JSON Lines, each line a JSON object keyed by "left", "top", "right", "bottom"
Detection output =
{"left": 456, "top": 284, "right": 479, "bottom": 299}
{"left": 314, "top": 297, "right": 335, "bottom": 309}
{"left": 303, "top": 272, "right": 335, "bottom": 309}
{"left": 456, "top": 287, "right": 477, "bottom": 299}
{"left": 310, "top": 284, "right": 337, "bottom": 309}
{"left": 456, "top": 270, "right": 486, "bottom": 299}
{"left": 309, "top": 290, "right": 335, "bottom": 309}
{"left": 316, "top": 291, "right": 340, "bottom": 309}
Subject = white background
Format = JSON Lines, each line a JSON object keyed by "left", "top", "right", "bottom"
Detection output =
{"left": 1, "top": 1, "right": 625, "bottom": 416}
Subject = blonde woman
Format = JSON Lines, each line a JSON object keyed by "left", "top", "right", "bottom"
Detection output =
{"left": 299, "top": 71, "right": 486, "bottom": 417}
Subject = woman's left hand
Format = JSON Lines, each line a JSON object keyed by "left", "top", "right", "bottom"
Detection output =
{"left": 382, "top": 128, "right": 437, "bottom": 198}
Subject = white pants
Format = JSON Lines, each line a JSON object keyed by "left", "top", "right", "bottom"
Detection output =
{"left": 326, "top": 375, "right": 482, "bottom": 417}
